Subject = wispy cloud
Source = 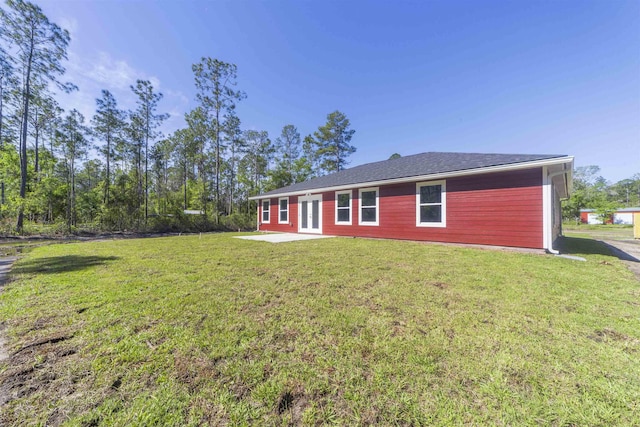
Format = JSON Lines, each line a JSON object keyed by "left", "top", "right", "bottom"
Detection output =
{"left": 87, "top": 52, "right": 161, "bottom": 91}
{"left": 57, "top": 50, "right": 188, "bottom": 136}
{"left": 163, "top": 89, "right": 190, "bottom": 134}
{"left": 58, "top": 16, "right": 78, "bottom": 40}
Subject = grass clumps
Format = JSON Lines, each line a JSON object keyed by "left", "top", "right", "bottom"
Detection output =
{"left": 0, "top": 233, "right": 639, "bottom": 425}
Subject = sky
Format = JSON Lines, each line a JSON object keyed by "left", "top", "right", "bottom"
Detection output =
{"left": 28, "top": 0, "right": 640, "bottom": 183}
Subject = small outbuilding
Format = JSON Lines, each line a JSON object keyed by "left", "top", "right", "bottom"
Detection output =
{"left": 580, "top": 207, "right": 640, "bottom": 225}
{"left": 250, "top": 152, "right": 573, "bottom": 252}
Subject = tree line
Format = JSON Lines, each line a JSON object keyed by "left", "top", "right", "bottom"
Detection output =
{"left": 0, "top": 0, "right": 357, "bottom": 234}
{"left": 563, "top": 165, "right": 640, "bottom": 223}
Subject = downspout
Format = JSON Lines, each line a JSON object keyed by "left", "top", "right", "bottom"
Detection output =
{"left": 543, "top": 166, "right": 569, "bottom": 255}
{"left": 256, "top": 200, "right": 260, "bottom": 231}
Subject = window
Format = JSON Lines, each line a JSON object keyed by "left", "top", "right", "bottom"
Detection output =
{"left": 416, "top": 180, "right": 446, "bottom": 227}
{"left": 262, "top": 200, "right": 270, "bottom": 223}
{"left": 359, "top": 187, "right": 379, "bottom": 226}
{"left": 278, "top": 197, "right": 289, "bottom": 224}
{"left": 335, "top": 190, "right": 352, "bottom": 225}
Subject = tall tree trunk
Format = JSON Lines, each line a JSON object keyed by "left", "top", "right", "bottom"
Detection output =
{"left": 215, "top": 110, "right": 220, "bottom": 223}
{"left": 66, "top": 160, "right": 71, "bottom": 231}
{"left": 34, "top": 109, "right": 40, "bottom": 182}
{"left": 183, "top": 161, "right": 187, "bottom": 210}
{"left": 201, "top": 162, "right": 207, "bottom": 216}
{"left": 17, "top": 44, "right": 34, "bottom": 233}
{"left": 105, "top": 132, "right": 110, "bottom": 206}
{"left": 71, "top": 159, "right": 76, "bottom": 228}
{"left": 254, "top": 156, "right": 259, "bottom": 194}
{"left": 144, "top": 121, "right": 149, "bottom": 224}
{"left": 137, "top": 146, "right": 142, "bottom": 226}
{"left": 0, "top": 82, "right": 4, "bottom": 148}
{"left": 49, "top": 130, "right": 55, "bottom": 223}
{"left": 163, "top": 159, "right": 168, "bottom": 215}
{"left": 229, "top": 152, "right": 235, "bottom": 215}
{"left": 0, "top": 82, "right": 4, "bottom": 202}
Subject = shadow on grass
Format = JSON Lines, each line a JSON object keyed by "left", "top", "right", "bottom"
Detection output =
{"left": 558, "top": 237, "right": 639, "bottom": 262}
{"left": 12, "top": 255, "right": 120, "bottom": 275}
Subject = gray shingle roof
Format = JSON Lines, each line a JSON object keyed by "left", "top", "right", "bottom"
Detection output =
{"left": 256, "top": 151, "right": 569, "bottom": 198}
{"left": 581, "top": 207, "right": 640, "bottom": 212}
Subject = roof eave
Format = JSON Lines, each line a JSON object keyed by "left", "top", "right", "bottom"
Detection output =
{"left": 250, "top": 156, "right": 574, "bottom": 200}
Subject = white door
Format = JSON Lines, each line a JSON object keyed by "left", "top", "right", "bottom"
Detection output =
{"left": 298, "top": 195, "right": 322, "bottom": 234}
{"left": 613, "top": 213, "right": 633, "bottom": 225}
{"left": 587, "top": 213, "right": 601, "bottom": 224}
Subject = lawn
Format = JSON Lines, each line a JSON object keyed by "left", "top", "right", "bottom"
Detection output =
{"left": 0, "top": 233, "right": 639, "bottom": 426}
{"left": 563, "top": 223, "right": 635, "bottom": 241}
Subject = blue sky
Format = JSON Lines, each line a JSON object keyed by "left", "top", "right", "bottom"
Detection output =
{"left": 35, "top": 0, "right": 640, "bottom": 183}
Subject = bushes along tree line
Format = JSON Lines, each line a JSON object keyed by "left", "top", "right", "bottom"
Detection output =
{"left": 0, "top": 0, "right": 356, "bottom": 234}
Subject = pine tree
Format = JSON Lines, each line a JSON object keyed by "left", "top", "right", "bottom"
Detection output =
{"left": 130, "top": 80, "right": 168, "bottom": 222}
{"left": 92, "top": 90, "right": 125, "bottom": 207}
{"left": 0, "top": 0, "right": 74, "bottom": 232}
{"left": 242, "top": 130, "right": 273, "bottom": 196}
{"left": 0, "top": 46, "right": 17, "bottom": 148}
{"left": 184, "top": 107, "right": 210, "bottom": 215}
{"left": 224, "top": 113, "right": 244, "bottom": 214}
{"left": 192, "top": 57, "right": 245, "bottom": 220}
{"left": 269, "top": 124, "right": 311, "bottom": 189}
{"left": 309, "top": 110, "right": 356, "bottom": 174}
{"left": 56, "top": 109, "right": 89, "bottom": 231}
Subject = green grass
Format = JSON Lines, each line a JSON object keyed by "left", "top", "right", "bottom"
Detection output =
{"left": 563, "top": 223, "right": 634, "bottom": 241}
{"left": 1, "top": 233, "right": 639, "bottom": 426}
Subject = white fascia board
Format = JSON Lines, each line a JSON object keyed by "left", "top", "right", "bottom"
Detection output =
{"left": 249, "top": 156, "right": 574, "bottom": 200}
{"left": 565, "top": 158, "right": 575, "bottom": 196}
{"left": 542, "top": 166, "right": 550, "bottom": 251}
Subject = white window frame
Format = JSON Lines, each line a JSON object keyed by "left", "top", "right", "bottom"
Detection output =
{"left": 261, "top": 199, "right": 270, "bottom": 224}
{"left": 335, "top": 190, "right": 352, "bottom": 225}
{"left": 416, "top": 180, "right": 446, "bottom": 227}
{"left": 278, "top": 197, "right": 289, "bottom": 224}
{"left": 358, "top": 187, "right": 379, "bottom": 226}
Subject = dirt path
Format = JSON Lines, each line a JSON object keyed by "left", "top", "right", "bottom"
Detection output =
{"left": 0, "top": 258, "right": 17, "bottom": 363}
{"left": 566, "top": 226, "right": 640, "bottom": 281}
{"left": 0, "top": 257, "right": 16, "bottom": 415}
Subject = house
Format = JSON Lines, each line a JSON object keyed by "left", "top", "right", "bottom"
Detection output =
{"left": 250, "top": 152, "right": 574, "bottom": 252}
{"left": 580, "top": 207, "right": 640, "bottom": 225}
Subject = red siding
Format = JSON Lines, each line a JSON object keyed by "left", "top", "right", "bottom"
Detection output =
{"left": 260, "top": 168, "right": 544, "bottom": 249}
{"left": 580, "top": 212, "right": 589, "bottom": 224}
{"left": 259, "top": 196, "right": 298, "bottom": 233}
